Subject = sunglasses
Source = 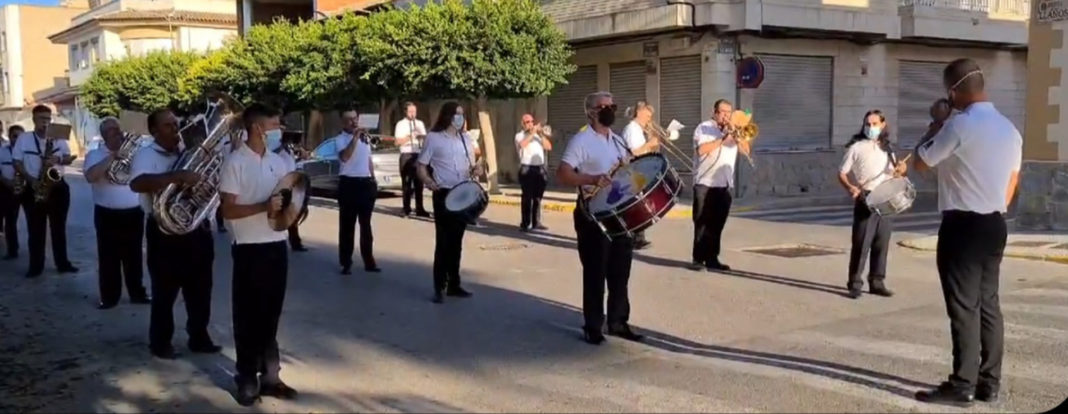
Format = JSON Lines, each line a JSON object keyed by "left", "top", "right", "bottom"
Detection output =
{"left": 593, "top": 104, "right": 618, "bottom": 112}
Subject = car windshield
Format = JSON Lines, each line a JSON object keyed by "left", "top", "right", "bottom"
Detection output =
{"left": 314, "top": 138, "right": 339, "bottom": 160}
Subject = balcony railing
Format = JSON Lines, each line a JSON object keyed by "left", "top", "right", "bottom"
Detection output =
{"left": 899, "top": 0, "right": 1031, "bottom": 16}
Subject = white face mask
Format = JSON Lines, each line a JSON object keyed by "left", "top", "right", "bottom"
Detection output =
{"left": 452, "top": 114, "right": 465, "bottom": 130}
{"left": 864, "top": 125, "right": 881, "bottom": 140}
{"left": 265, "top": 129, "right": 283, "bottom": 151}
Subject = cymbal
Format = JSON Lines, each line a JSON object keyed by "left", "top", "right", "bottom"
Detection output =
{"left": 268, "top": 171, "right": 310, "bottom": 232}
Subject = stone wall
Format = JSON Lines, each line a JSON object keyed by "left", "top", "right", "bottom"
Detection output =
{"left": 1016, "top": 161, "right": 1068, "bottom": 231}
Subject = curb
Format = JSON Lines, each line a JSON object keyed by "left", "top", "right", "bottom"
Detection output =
{"left": 485, "top": 195, "right": 760, "bottom": 218}
{"left": 898, "top": 238, "right": 1068, "bottom": 265}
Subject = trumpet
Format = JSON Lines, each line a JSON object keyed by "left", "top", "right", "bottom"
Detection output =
{"left": 641, "top": 120, "right": 693, "bottom": 174}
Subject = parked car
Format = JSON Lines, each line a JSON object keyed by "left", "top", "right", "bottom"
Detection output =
{"left": 297, "top": 137, "right": 402, "bottom": 196}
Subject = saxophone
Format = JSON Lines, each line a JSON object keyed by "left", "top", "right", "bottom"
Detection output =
{"left": 33, "top": 138, "right": 62, "bottom": 204}
{"left": 151, "top": 95, "right": 244, "bottom": 235}
{"left": 105, "top": 133, "right": 146, "bottom": 185}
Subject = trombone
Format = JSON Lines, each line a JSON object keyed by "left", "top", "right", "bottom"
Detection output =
{"left": 641, "top": 120, "right": 694, "bottom": 174}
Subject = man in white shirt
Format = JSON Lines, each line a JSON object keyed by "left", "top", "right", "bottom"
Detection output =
{"left": 912, "top": 59, "right": 1022, "bottom": 407}
{"left": 12, "top": 105, "right": 79, "bottom": 277}
{"left": 83, "top": 117, "right": 151, "bottom": 309}
{"left": 556, "top": 91, "right": 643, "bottom": 345}
{"left": 837, "top": 110, "right": 905, "bottom": 299}
{"left": 214, "top": 130, "right": 243, "bottom": 234}
{"left": 394, "top": 101, "right": 431, "bottom": 218}
{"left": 515, "top": 113, "right": 552, "bottom": 231}
{"left": 620, "top": 101, "right": 658, "bottom": 250}
{"left": 219, "top": 103, "right": 297, "bottom": 406}
{"left": 335, "top": 109, "right": 380, "bottom": 275}
{"left": 417, "top": 102, "right": 480, "bottom": 303}
{"left": 0, "top": 124, "right": 24, "bottom": 259}
{"left": 690, "top": 99, "right": 749, "bottom": 272}
{"left": 129, "top": 109, "right": 220, "bottom": 360}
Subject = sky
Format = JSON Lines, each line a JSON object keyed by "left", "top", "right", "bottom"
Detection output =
{"left": 0, "top": 0, "right": 61, "bottom": 6}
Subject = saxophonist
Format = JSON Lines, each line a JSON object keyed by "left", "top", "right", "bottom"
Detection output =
{"left": 83, "top": 117, "right": 151, "bottom": 309}
{"left": 0, "top": 125, "right": 24, "bottom": 260}
{"left": 12, "top": 105, "right": 78, "bottom": 278}
{"left": 129, "top": 109, "right": 221, "bottom": 359}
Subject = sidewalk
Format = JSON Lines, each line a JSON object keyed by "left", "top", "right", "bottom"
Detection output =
{"left": 899, "top": 233, "right": 1068, "bottom": 264}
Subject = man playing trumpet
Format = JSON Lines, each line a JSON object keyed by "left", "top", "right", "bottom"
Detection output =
{"left": 620, "top": 101, "right": 657, "bottom": 250}
{"left": 515, "top": 114, "right": 551, "bottom": 232}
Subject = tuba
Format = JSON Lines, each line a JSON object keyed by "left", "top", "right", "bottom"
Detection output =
{"left": 152, "top": 95, "right": 244, "bottom": 235}
{"left": 106, "top": 133, "right": 146, "bottom": 185}
{"left": 33, "top": 138, "right": 62, "bottom": 204}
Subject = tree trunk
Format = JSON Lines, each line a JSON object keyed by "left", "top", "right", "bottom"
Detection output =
{"left": 475, "top": 96, "right": 500, "bottom": 194}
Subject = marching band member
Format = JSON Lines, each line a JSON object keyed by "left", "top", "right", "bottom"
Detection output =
{"left": 129, "top": 109, "right": 221, "bottom": 359}
{"left": 837, "top": 110, "right": 905, "bottom": 299}
{"left": 394, "top": 101, "right": 431, "bottom": 218}
{"left": 219, "top": 103, "right": 298, "bottom": 406}
{"left": 0, "top": 125, "right": 23, "bottom": 260}
{"left": 515, "top": 114, "right": 551, "bottom": 231}
{"left": 214, "top": 129, "right": 244, "bottom": 234}
{"left": 83, "top": 117, "right": 151, "bottom": 309}
{"left": 556, "top": 91, "right": 643, "bottom": 345}
{"left": 417, "top": 102, "right": 479, "bottom": 303}
{"left": 690, "top": 99, "right": 748, "bottom": 272}
{"left": 12, "top": 105, "right": 78, "bottom": 277}
{"left": 335, "top": 109, "right": 380, "bottom": 275}
{"left": 913, "top": 59, "right": 1021, "bottom": 407}
{"left": 276, "top": 132, "right": 308, "bottom": 252}
{"left": 621, "top": 101, "right": 657, "bottom": 250}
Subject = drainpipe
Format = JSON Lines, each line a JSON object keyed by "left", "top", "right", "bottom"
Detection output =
{"left": 665, "top": 0, "right": 697, "bottom": 29}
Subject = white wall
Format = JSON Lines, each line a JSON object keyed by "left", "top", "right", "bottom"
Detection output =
{"left": 1, "top": 5, "right": 23, "bottom": 109}
{"left": 177, "top": 26, "right": 234, "bottom": 52}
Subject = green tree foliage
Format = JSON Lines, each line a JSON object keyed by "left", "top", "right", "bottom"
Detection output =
{"left": 80, "top": 50, "right": 202, "bottom": 117}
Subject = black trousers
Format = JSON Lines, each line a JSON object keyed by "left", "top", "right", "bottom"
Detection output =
{"left": 94, "top": 206, "right": 146, "bottom": 304}
{"left": 847, "top": 198, "right": 893, "bottom": 290}
{"left": 146, "top": 218, "right": 214, "bottom": 350}
{"left": 400, "top": 153, "right": 426, "bottom": 214}
{"left": 214, "top": 207, "right": 225, "bottom": 231}
{"left": 23, "top": 181, "right": 71, "bottom": 272}
{"left": 692, "top": 185, "right": 732, "bottom": 264}
{"left": 432, "top": 189, "right": 468, "bottom": 292}
{"left": 0, "top": 185, "right": 19, "bottom": 256}
{"left": 574, "top": 207, "right": 634, "bottom": 330}
{"left": 518, "top": 165, "right": 546, "bottom": 228}
{"left": 287, "top": 222, "right": 302, "bottom": 249}
{"left": 338, "top": 176, "right": 377, "bottom": 269}
{"left": 231, "top": 240, "right": 288, "bottom": 382}
{"left": 936, "top": 210, "right": 1007, "bottom": 391}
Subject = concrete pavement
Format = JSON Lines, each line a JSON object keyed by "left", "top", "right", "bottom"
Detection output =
{"left": 1, "top": 172, "right": 1066, "bottom": 413}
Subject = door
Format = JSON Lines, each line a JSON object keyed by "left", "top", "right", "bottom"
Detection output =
{"left": 752, "top": 54, "right": 834, "bottom": 150}
{"left": 659, "top": 55, "right": 703, "bottom": 177}
{"left": 547, "top": 65, "right": 599, "bottom": 177}
{"left": 609, "top": 61, "right": 647, "bottom": 134}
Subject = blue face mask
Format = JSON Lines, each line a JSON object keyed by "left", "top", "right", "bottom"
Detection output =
{"left": 265, "top": 129, "right": 283, "bottom": 151}
{"left": 864, "top": 126, "right": 881, "bottom": 140}
{"left": 452, "top": 114, "right": 465, "bottom": 130}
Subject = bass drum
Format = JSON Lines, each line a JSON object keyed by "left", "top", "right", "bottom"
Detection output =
{"left": 584, "top": 153, "right": 682, "bottom": 239}
{"left": 445, "top": 180, "right": 489, "bottom": 225}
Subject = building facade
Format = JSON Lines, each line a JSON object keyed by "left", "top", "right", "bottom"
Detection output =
{"left": 43, "top": 0, "right": 238, "bottom": 151}
{"left": 0, "top": 2, "right": 88, "bottom": 131}
{"left": 1019, "top": 0, "right": 1068, "bottom": 230}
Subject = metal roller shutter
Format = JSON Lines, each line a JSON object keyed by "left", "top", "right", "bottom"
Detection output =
{"left": 898, "top": 61, "right": 945, "bottom": 149}
{"left": 752, "top": 54, "right": 833, "bottom": 150}
{"left": 609, "top": 61, "right": 647, "bottom": 134}
{"left": 659, "top": 55, "right": 702, "bottom": 175}
{"left": 547, "top": 65, "right": 598, "bottom": 176}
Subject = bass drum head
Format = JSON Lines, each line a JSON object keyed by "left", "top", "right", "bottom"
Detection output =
{"left": 586, "top": 154, "right": 668, "bottom": 214}
{"left": 445, "top": 181, "right": 484, "bottom": 212}
{"left": 865, "top": 177, "right": 909, "bottom": 206}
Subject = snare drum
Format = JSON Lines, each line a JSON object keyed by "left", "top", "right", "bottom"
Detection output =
{"left": 865, "top": 177, "right": 916, "bottom": 216}
{"left": 584, "top": 153, "right": 682, "bottom": 239}
{"left": 444, "top": 181, "right": 489, "bottom": 225}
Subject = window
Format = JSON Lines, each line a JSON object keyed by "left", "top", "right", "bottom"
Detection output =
{"left": 2, "top": 72, "right": 9, "bottom": 94}
{"left": 70, "top": 45, "right": 79, "bottom": 69}
{"left": 90, "top": 38, "right": 100, "bottom": 64}
{"left": 0, "top": 32, "right": 6, "bottom": 54}
{"left": 78, "top": 41, "right": 89, "bottom": 69}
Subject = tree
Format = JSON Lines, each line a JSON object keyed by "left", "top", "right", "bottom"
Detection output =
{"left": 80, "top": 50, "right": 202, "bottom": 117}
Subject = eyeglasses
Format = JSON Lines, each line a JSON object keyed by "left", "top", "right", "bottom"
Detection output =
{"left": 592, "top": 104, "right": 618, "bottom": 112}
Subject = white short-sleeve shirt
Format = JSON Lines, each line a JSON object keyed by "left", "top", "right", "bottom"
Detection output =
{"left": 129, "top": 142, "right": 180, "bottom": 214}
{"left": 393, "top": 118, "right": 427, "bottom": 154}
{"left": 84, "top": 147, "right": 141, "bottom": 209}
{"left": 277, "top": 149, "right": 297, "bottom": 172}
{"left": 917, "top": 102, "right": 1022, "bottom": 214}
{"left": 12, "top": 132, "right": 71, "bottom": 179}
{"left": 693, "top": 121, "right": 738, "bottom": 188}
{"left": 515, "top": 130, "right": 547, "bottom": 166}
{"left": 840, "top": 139, "right": 895, "bottom": 192}
{"left": 417, "top": 130, "right": 476, "bottom": 190}
{"left": 560, "top": 125, "right": 630, "bottom": 194}
{"left": 218, "top": 145, "right": 293, "bottom": 245}
{"left": 333, "top": 132, "right": 373, "bottom": 178}
{"left": 622, "top": 120, "right": 647, "bottom": 151}
{"left": 0, "top": 142, "right": 15, "bottom": 181}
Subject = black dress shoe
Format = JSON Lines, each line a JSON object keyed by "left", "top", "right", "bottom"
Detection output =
{"left": 847, "top": 289, "right": 863, "bottom": 299}
{"left": 188, "top": 341, "right": 222, "bottom": 354}
{"left": 633, "top": 240, "right": 652, "bottom": 250}
{"left": 582, "top": 328, "right": 605, "bottom": 345}
{"left": 975, "top": 385, "right": 999, "bottom": 403}
{"left": 706, "top": 261, "right": 731, "bottom": 272}
{"left": 57, "top": 265, "right": 79, "bottom": 274}
{"left": 445, "top": 287, "right": 472, "bottom": 298}
{"left": 292, "top": 245, "right": 309, "bottom": 252}
{"left": 870, "top": 286, "right": 895, "bottom": 297}
{"left": 150, "top": 346, "right": 178, "bottom": 360}
{"left": 97, "top": 301, "right": 118, "bottom": 310}
{"left": 915, "top": 382, "right": 975, "bottom": 407}
{"left": 533, "top": 224, "right": 548, "bottom": 231}
{"left": 519, "top": 226, "right": 530, "bottom": 232}
{"left": 130, "top": 295, "right": 152, "bottom": 305}
{"left": 260, "top": 381, "right": 298, "bottom": 400}
{"left": 431, "top": 292, "right": 444, "bottom": 304}
{"left": 234, "top": 375, "right": 260, "bottom": 406}
{"left": 365, "top": 266, "right": 382, "bottom": 273}
{"left": 687, "top": 262, "right": 706, "bottom": 271}
{"left": 340, "top": 265, "right": 352, "bottom": 275}
{"left": 25, "top": 270, "right": 42, "bottom": 278}
{"left": 416, "top": 211, "right": 432, "bottom": 218}
{"left": 606, "top": 324, "right": 644, "bottom": 342}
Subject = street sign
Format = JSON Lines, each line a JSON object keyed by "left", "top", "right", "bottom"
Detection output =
{"left": 737, "top": 56, "right": 765, "bottom": 89}
{"left": 1037, "top": 0, "right": 1068, "bottom": 22}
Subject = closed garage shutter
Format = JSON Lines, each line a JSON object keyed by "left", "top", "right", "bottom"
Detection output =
{"left": 659, "top": 55, "right": 702, "bottom": 174}
{"left": 898, "top": 61, "right": 945, "bottom": 149}
{"left": 609, "top": 61, "right": 647, "bottom": 133}
{"left": 752, "top": 54, "right": 833, "bottom": 150}
{"left": 547, "top": 65, "right": 598, "bottom": 176}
